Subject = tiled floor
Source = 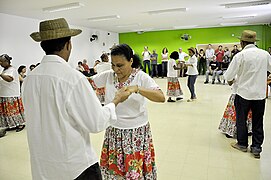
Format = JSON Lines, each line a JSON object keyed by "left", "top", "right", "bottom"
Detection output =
{"left": 1, "top": 75, "right": 270, "bottom": 180}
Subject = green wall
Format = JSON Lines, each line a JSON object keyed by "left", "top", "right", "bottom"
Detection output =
{"left": 119, "top": 25, "right": 270, "bottom": 63}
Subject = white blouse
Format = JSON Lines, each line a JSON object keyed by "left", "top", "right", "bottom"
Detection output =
{"left": 0, "top": 66, "right": 20, "bottom": 97}
{"left": 186, "top": 55, "right": 199, "bottom": 75}
{"left": 92, "top": 69, "right": 160, "bottom": 129}
{"left": 167, "top": 59, "right": 177, "bottom": 77}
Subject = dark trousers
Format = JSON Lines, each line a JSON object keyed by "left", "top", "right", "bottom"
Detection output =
{"left": 74, "top": 163, "right": 102, "bottom": 180}
{"left": 234, "top": 95, "right": 265, "bottom": 152}
{"left": 143, "top": 60, "right": 151, "bottom": 75}
{"left": 198, "top": 61, "right": 206, "bottom": 75}
{"left": 187, "top": 75, "right": 197, "bottom": 99}
{"left": 162, "top": 61, "right": 168, "bottom": 77}
{"left": 151, "top": 64, "right": 158, "bottom": 77}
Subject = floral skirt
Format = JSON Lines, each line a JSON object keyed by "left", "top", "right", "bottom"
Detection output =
{"left": 167, "top": 77, "right": 183, "bottom": 97}
{"left": 0, "top": 97, "right": 25, "bottom": 128}
{"left": 218, "top": 94, "right": 252, "bottom": 137}
{"left": 100, "top": 122, "right": 157, "bottom": 180}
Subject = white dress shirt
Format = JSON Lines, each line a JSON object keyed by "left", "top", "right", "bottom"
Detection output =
{"left": 92, "top": 70, "right": 160, "bottom": 129}
{"left": 205, "top": 48, "right": 215, "bottom": 59}
{"left": 22, "top": 55, "right": 117, "bottom": 180}
{"left": 186, "top": 55, "right": 199, "bottom": 75}
{"left": 0, "top": 66, "right": 20, "bottom": 97}
{"left": 224, "top": 44, "right": 271, "bottom": 100}
{"left": 178, "top": 52, "right": 188, "bottom": 62}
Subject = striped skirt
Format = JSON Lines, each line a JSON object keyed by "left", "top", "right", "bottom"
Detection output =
{"left": 0, "top": 97, "right": 25, "bottom": 129}
{"left": 100, "top": 122, "right": 157, "bottom": 180}
{"left": 167, "top": 77, "right": 183, "bottom": 97}
{"left": 218, "top": 94, "right": 252, "bottom": 137}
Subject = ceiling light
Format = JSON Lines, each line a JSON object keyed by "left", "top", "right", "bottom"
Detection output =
{"left": 223, "top": 0, "right": 271, "bottom": 8}
{"left": 220, "top": 22, "right": 248, "bottom": 26}
{"left": 116, "top": 24, "right": 140, "bottom": 28}
{"left": 42, "top": 2, "right": 84, "bottom": 13}
{"left": 173, "top": 25, "right": 198, "bottom": 29}
{"left": 147, "top": 8, "right": 187, "bottom": 15}
{"left": 222, "top": 14, "right": 257, "bottom": 19}
{"left": 88, "top": 15, "right": 120, "bottom": 22}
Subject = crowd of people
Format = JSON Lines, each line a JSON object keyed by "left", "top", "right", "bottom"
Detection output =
{"left": 1, "top": 17, "right": 271, "bottom": 179}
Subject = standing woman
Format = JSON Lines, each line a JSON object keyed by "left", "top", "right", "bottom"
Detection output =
{"left": 0, "top": 54, "right": 25, "bottom": 132}
{"left": 185, "top": 47, "right": 199, "bottom": 102}
{"left": 167, "top": 51, "right": 183, "bottom": 102}
{"left": 91, "top": 44, "right": 165, "bottom": 179}
{"left": 161, "top": 47, "right": 169, "bottom": 78}
{"left": 18, "top": 65, "right": 27, "bottom": 91}
{"left": 197, "top": 49, "right": 206, "bottom": 75}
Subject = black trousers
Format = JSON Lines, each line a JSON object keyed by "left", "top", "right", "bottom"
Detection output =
{"left": 234, "top": 95, "right": 265, "bottom": 152}
{"left": 74, "top": 163, "right": 102, "bottom": 180}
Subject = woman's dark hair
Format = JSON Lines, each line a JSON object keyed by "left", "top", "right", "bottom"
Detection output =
{"left": 40, "top": 37, "right": 71, "bottom": 55}
{"left": 111, "top": 44, "right": 141, "bottom": 68}
{"left": 100, "top": 54, "right": 108, "bottom": 62}
{"left": 200, "top": 49, "right": 204, "bottom": 52}
{"left": 169, "top": 51, "right": 179, "bottom": 60}
{"left": 30, "top": 64, "right": 36, "bottom": 69}
{"left": 18, "top": 65, "right": 26, "bottom": 74}
{"left": 162, "top": 47, "right": 168, "bottom": 53}
{"left": 0, "top": 54, "right": 12, "bottom": 61}
{"left": 78, "top": 61, "right": 82, "bottom": 65}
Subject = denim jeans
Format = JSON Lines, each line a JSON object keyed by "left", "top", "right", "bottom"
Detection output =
{"left": 187, "top": 75, "right": 197, "bottom": 99}
{"left": 143, "top": 60, "right": 151, "bottom": 75}
{"left": 151, "top": 64, "right": 158, "bottom": 77}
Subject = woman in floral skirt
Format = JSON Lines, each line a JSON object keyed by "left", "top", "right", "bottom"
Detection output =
{"left": 91, "top": 44, "right": 165, "bottom": 179}
{"left": 167, "top": 51, "right": 183, "bottom": 102}
{"left": 0, "top": 54, "right": 25, "bottom": 132}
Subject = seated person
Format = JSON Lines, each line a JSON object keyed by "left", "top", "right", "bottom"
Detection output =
{"left": 204, "top": 56, "right": 221, "bottom": 84}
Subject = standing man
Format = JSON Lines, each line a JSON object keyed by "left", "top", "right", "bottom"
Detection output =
{"left": 205, "top": 44, "right": 215, "bottom": 69}
{"left": 150, "top": 49, "right": 158, "bottom": 78}
{"left": 142, "top": 46, "right": 151, "bottom": 75}
{"left": 22, "top": 18, "right": 130, "bottom": 180}
{"left": 178, "top": 47, "right": 189, "bottom": 77}
{"left": 215, "top": 45, "right": 224, "bottom": 64}
{"left": 224, "top": 30, "right": 271, "bottom": 159}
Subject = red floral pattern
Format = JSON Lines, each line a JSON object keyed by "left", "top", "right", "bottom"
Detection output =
{"left": 218, "top": 94, "right": 252, "bottom": 137}
{"left": 100, "top": 123, "right": 157, "bottom": 180}
{"left": 167, "top": 77, "right": 183, "bottom": 97}
{"left": 0, "top": 97, "right": 25, "bottom": 128}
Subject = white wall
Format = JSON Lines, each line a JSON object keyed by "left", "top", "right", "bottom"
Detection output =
{"left": 0, "top": 13, "right": 119, "bottom": 72}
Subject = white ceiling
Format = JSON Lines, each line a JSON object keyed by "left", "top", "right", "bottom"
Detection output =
{"left": 0, "top": 0, "right": 271, "bottom": 33}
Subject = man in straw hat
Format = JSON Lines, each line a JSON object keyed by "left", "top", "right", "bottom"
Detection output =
{"left": 22, "top": 18, "right": 131, "bottom": 180}
{"left": 224, "top": 30, "right": 271, "bottom": 159}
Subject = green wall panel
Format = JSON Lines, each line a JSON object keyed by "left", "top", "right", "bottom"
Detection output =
{"left": 119, "top": 25, "right": 270, "bottom": 63}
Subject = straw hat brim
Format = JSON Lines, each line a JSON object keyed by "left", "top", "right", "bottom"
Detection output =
{"left": 30, "top": 28, "right": 82, "bottom": 42}
{"left": 237, "top": 36, "right": 260, "bottom": 42}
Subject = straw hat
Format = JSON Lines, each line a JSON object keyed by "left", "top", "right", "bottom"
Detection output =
{"left": 30, "top": 18, "right": 82, "bottom": 42}
{"left": 238, "top": 30, "right": 259, "bottom": 42}
{"left": 188, "top": 47, "right": 196, "bottom": 54}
